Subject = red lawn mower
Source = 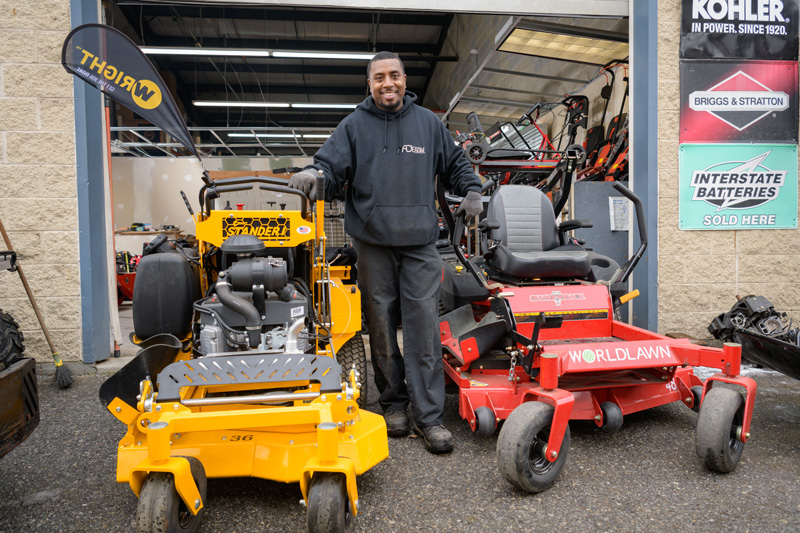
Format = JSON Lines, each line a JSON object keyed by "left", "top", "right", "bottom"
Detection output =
{"left": 438, "top": 176, "right": 757, "bottom": 493}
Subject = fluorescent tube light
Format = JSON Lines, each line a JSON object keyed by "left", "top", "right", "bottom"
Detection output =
{"left": 141, "top": 47, "right": 272, "bottom": 57}
{"left": 272, "top": 51, "right": 375, "bottom": 60}
{"left": 303, "top": 134, "right": 332, "bottom": 138}
{"left": 292, "top": 103, "right": 358, "bottom": 109}
{"left": 193, "top": 101, "right": 290, "bottom": 108}
{"left": 227, "top": 133, "right": 299, "bottom": 138}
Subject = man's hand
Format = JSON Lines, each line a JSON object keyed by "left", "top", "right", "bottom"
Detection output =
{"left": 288, "top": 169, "right": 319, "bottom": 201}
{"left": 456, "top": 190, "right": 483, "bottom": 220}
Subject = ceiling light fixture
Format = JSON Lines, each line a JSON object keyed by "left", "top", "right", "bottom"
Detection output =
{"left": 140, "top": 47, "right": 375, "bottom": 61}
{"left": 272, "top": 51, "right": 375, "bottom": 60}
{"left": 193, "top": 101, "right": 291, "bottom": 108}
{"left": 227, "top": 133, "right": 299, "bottom": 138}
{"left": 140, "top": 47, "right": 272, "bottom": 57}
{"left": 292, "top": 103, "right": 358, "bottom": 109}
{"left": 499, "top": 27, "right": 628, "bottom": 66}
{"left": 193, "top": 101, "right": 357, "bottom": 109}
{"left": 303, "top": 134, "right": 332, "bottom": 139}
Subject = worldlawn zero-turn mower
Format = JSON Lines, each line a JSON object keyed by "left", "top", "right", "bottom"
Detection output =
{"left": 438, "top": 172, "right": 757, "bottom": 492}
{"left": 100, "top": 173, "right": 388, "bottom": 532}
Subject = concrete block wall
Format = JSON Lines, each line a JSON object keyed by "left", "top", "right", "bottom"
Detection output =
{"left": 656, "top": 0, "right": 800, "bottom": 339}
{"left": 0, "top": 0, "right": 81, "bottom": 363}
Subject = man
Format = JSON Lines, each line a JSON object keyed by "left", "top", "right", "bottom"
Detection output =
{"left": 289, "top": 51, "right": 482, "bottom": 453}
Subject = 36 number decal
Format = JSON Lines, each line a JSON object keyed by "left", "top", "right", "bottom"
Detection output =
{"left": 230, "top": 434, "right": 254, "bottom": 441}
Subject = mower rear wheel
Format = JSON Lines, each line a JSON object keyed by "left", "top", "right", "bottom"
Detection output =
{"left": 600, "top": 402, "right": 623, "bottom": 433}
{"left": 337, "top": 334, "right": 368, "bottom": 408}
{"left": 474, "top": 406, "right": 497, "bottom": 438}
{"left": 696, "top": 387, "right": 745, "bottom": 473}
{"left": 306, "top": 472, "right": 354, "bottom": 533}
{"left": 0, "top": 309, "right": 24, "bottom": 371}
{"left": 135, "top": 457, "right": 207, "bottom": 533}
{"left": 496, "top": 401, "right": 570, "bottom": 493}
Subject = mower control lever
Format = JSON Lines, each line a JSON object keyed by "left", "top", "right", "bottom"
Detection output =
{"left": 452, "top": 212, "right": 502, "bottom": 292}
{"left": 180, "top": 190, "right": 194, "bottom": 216}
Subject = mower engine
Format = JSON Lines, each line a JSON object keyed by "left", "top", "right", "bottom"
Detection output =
{"left": 194, "top": 235, "right": 310, "bottom": 355}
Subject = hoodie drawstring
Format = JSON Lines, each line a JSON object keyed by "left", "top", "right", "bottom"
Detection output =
{"left": 383, "top": 115, "right": 388, "bottom": 153}
{"left": 396, "top": 114, "right": 402, "bottom": 153}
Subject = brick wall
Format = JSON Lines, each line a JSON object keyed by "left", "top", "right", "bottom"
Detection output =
{"left": 656, "top": 0, "right": 800, "bottom": 339}
{"left": 0, "top": 1, "right": 81, "bottom": 362}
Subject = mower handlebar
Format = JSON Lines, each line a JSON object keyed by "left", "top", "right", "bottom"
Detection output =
{"left": 611, "top": 182, "right": 648, "bottom": 285}
{"left": 612, "top": 182, "right": 647, "bottom": 245}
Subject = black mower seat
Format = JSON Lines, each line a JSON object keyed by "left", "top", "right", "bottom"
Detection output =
{"left": 486, "top": 185, "right": 591, "bottom": 279}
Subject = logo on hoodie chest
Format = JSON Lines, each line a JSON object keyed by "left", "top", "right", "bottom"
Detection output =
{"left": 401, "top": 144, "right": 426, "bottom": 154}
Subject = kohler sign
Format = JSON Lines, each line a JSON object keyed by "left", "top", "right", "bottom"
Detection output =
{"left": 681, "top": 0, "right": 799, "bottom": 59}
{"left": 692, "top": 0, "right": 789, "bottom": 22}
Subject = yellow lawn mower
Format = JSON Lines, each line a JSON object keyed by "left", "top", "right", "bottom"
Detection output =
{"left": 100, "top": 173, "right": 387, "bottom": 532}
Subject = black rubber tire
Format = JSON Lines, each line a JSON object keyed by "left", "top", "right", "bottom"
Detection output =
{"left": 337, "top": 334, "right": 368, "bottom": 408}
{"left": 690, "top": 385, "right": 704, "bottom": 414}
{"left": 496, "top": 401, "right": 570, "bottom": 493}
{"left": 136, "top": 457, "right": 207, "bottom": 533}
{"left": 696, "top": 387, "right": 746, "bottom": 473}
{"left": 306, "top": 472, "right": 354, "bottom": 533}
{"left": 466, "top": 144, "right": 487, "bottom": 164}
{"left": 474, "top": 406, "right": 497, "bottom": 438}
{"left": 600, "top": 402, "right": 623, "bottom": 433}
{"left": 0, "top": 309, "right": 25, "bottom": 371}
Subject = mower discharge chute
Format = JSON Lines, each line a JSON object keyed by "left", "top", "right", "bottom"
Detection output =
{"left": 439, "top": 176, "right": 757, "bottom": 493}
{"left": 100, "top": 174, "right": 387, "bottom": 532}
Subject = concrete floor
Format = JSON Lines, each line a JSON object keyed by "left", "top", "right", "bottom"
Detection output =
{"left": 5, "top": 306, "right": 800, "bottom": 532}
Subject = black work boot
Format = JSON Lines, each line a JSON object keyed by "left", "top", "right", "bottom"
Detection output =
{"left": 384, "top": 410, "right": 410, "bottom": 437}
{"left": 414, "top": 422, "right": 454, "bottom": 453}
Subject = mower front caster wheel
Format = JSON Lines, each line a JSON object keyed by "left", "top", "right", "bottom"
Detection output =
{"left": 136, "top": 457, "right": 207, "bottom": 533}
{"left": 496, "top": 401, "right": 570, "bottom": 493}
{"left": 306, "top": 472, "right": 354, "bottom": 533}
{"left": 600, "top": 402, "right": 623, "bottom": 433}
{"left": 474, "top": 406, "right": 497, "bottom": 438}
{"left": 696, "top": 387, "right": 745, "bottom": 473}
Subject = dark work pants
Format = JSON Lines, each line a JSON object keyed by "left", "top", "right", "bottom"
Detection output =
{"left": 354, "top": 239, "right": 444, "bottom": 428}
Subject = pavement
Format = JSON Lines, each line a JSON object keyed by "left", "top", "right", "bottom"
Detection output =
{"left": 3, "top": 315, "right": 800, "bottom": 531}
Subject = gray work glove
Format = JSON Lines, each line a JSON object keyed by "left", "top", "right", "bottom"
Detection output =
{"left": 288, "top": 169, "right": 319, "bottom": 201}
{"left": 457, "top": 190, "right": 483, "bottom": 220}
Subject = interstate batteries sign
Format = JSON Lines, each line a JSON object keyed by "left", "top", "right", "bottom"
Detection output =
{"left": 679, "top": 144, "right": 798, "bottom": 230}
{"left": 681, "top": 0, "right": 799, "bottom": 60}
{"left": 680, "top": 60, "right": 798, "bottom": 143}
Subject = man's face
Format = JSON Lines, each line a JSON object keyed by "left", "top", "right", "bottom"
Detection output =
{"left": 368, "top": 58, "right": 407, "bottom": 112}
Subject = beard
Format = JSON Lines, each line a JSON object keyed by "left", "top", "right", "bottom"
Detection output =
{"left": 377, "top": 93, "right": 403, "bottom": 111}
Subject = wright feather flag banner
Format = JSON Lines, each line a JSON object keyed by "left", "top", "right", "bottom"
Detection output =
{"left": 62, "top": 23, "right": 198, "bottom": 158}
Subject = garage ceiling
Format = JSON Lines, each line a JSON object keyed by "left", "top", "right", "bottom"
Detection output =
{"left": 108, "top": 2, "right": 627, "bottom": 157}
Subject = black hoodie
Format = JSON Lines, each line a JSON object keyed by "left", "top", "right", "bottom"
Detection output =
{"left": 306, "top": 92, "right": 481, "bottom": 247}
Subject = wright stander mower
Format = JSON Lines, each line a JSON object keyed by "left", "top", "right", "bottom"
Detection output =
{"left": 438, "top": 174, "right": 757, "bottom": 493}
{"left": 100, "top": 174, "right": 387, "bottom": 532}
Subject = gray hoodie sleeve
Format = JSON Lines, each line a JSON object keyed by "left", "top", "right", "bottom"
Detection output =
{"left": 436, "top": 119, "right": 481, "bottom": 196}
{"left": 304, "top": 124, "right": 353, "bottom": 202}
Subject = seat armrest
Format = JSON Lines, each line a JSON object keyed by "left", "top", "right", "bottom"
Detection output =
{"left": 478, "top": 219, "right": 501, "bottom": 232}
{"left": 558, "top": 219, "right": 593, "bottom": 232}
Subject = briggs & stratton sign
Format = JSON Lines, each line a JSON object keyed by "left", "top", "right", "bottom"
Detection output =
{"left": 679, "top": 144, "right": 798, "bottom": 230}
{"left": 680, "top": 0, "right": 799, "bottom": 60}
{"left": 680, "top": 60, "right": 798, "bottom": 143}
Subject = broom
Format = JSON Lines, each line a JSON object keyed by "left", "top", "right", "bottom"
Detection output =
{"left": 0, "top": 218, "right": 73, "bottom": 388}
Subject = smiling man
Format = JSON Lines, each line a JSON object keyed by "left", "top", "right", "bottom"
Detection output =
{"left": 289, "top": 52, "right": 482, "bottom": 453}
